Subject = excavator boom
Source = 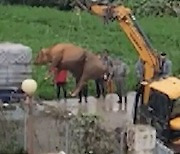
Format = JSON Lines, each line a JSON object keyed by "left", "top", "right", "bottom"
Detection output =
{"left": 90, "top": 4, "right": 160, "bottom": 103}
{"left": 90, "top": 4, "right": 159, "bottom": 80}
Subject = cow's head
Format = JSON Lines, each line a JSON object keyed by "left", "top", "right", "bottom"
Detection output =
{"left": 34, "top": 48, "right": 50, "bottom": 65}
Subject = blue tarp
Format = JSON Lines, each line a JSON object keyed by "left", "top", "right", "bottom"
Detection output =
{"left": 0, "top": 88, "right": 26, "bottom": 103}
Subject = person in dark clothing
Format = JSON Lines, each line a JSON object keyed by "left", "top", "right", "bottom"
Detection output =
{"left": 113, "top": 59, "right": 129, "bottom": 111}
{"left": 54, "top": 70, "right": 68, "bottom": 101}
{"left": 134, "top": 58, "right": 145, "bottom": 101}
{"left": 133, "top": 84, "right": 144, "bottom": 124}
{"left": 78, "top": 83, "right": 88, "bottom": 103}
{"left": 95, "top": 49, "right": 113, "bottom": 98}
{"left": 95, "top": 78, "right": 105, "bottom": 98}
{"left": 103, "top": 3, "right": 116, "bottom": 24}
{"left": 95, "top": 53, "right": 106, "bottom": 98}
{"left": 105, "top": 61, "right": 114, "bottom": 94}
{"left": 159, "top": 52, "right": 172, "bottom": 78}
{"left": 133, "top": 58, "right": 145, "bottom": 123}
{"left": 56, "top": 82, "right": 67, "bottom": 100}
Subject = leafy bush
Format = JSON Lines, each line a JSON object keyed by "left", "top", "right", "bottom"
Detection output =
{"left": 69, "top": 114, "right": 116, "bottom": 154}
{"left": 0, "top": 146, "right": 27, "bottom": 154}
{"left": 49, "top": 110, "right": 118, "bottom": 154}
{"left": 129, "top": 0, "right": 180, "bottom": 17}
{"left": 0, "top": 0, "right": 72, "bottom": 9}
{"left": 0, "top": 5, "right": 179, "bottom": 99}
{"left": 0, "top": 0, "right": 180, "bottom": 16}
{"left": 0, "top": 116, "right": 26, "bottom": 154}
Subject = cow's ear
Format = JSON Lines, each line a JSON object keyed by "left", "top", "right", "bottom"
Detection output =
{"left": 42, "top": 48, "right": 52, "bottom": 61}
{"left": 41, "top": 48, "right": 48, "bottom": 56}
{"left": 41, "top": 48, "right": 47, "bottom": 54}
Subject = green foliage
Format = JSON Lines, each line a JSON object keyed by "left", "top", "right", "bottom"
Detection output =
{"left": 0, "top": 146, "right": 27, "bottom": 154}
{"left": 0, "top": 117, "right": 26, "bottom": 154}
{"left": 54, "top": 111, "right": 117, "bottom": 154}
{"left": 1, "top": 0, "right": 180, "bottom": 17}
{"left": 0, "top": 0, "right": 73, "bottom": 9}
{"left": 71, "top": 113, "right": 115, "bottom": 154}
{"left": 0, "top": 5, "right": 180, "bottom": 99}
{"left": 128, "top": 0, "right": 180, "bottom": 17}
{"left": 105, "top": 0, "right": 180, "bottom": 17}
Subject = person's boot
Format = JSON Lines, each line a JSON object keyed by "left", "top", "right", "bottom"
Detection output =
{"left": 56, "top": 97, "right": 60, "bottom": 103}
{"left": 85, "top": 97, "right": 88, "bottom": 103}
{"left": 124, "top": 103, "right": 127, "bottom": 112}
{"left": 124, "top": 96, "right": 127, "bottom": 111}
{"left": 64, "top": 98, "right": 67, "bottom": 103}
{"left": 102, "top": 93, "right": 106, "bottom": 100}
{"left": 119, "top": 103, "right": 122, "bottom": 111}
{"left": 78, "top": 98, "right": 82, "bottom": 103}
{"left": 118, "top": 101, "right": 122, "bottom": 111}
{"left": 96, "top": 95, "right": 100, "bottom": 98}
{"left": 64, "top": 92, "right": 67, "bottom": 103}
{"left": 118, "top": 96, "right": 122, "bottom": 111}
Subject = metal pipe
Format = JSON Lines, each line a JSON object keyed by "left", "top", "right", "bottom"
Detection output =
{"left": 25, "top": 96, "right": 34, "bottom": 154}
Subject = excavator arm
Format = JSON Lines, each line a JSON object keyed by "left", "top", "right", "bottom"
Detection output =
{"left": 89, "top": 3, "right": 160, "bottom": 103}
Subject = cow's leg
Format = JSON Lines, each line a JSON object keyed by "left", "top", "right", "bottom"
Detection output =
{"left": 71, "top": 74, "right": 88, "bottom": 97}
{"left": 68, "top": 64, "right": 84, "bottom": 97}
{"left": 69, "top": 72, "right": 82, "bottom": 97}
{"left": 70, "top": 58, "right": 91, "bottom": 97}
{"left": 72, "top": 70, "right": 107, "bottom": 97}
{"left": 70, "top": 54, "right": 87, "bottom": 97}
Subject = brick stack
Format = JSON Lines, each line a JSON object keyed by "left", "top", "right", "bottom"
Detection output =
{"left": 0, "top": 42, "right": 32, "bottom": 88}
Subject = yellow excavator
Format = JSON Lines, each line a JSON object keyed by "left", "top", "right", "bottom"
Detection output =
{"left": 87, "top": 1, "right": 180, "bottom": 152}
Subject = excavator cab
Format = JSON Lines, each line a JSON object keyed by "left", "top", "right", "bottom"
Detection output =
{"left": 139, "top": 77, "right": 180, "bottom": 152}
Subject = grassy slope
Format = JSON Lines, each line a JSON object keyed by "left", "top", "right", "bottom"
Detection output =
{"left": 0, "top": 5, "right": 179, "bottom": 99}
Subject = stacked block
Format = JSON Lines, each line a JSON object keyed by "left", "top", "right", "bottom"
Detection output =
{"left": 127, "top": 124, "right": 156, "bottom": 154}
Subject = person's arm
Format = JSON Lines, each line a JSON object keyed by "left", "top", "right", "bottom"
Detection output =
{"left": 64, "top": 70, "right": 69, "bottom": 82}
{"left": 44, "top": 70, "right": 52, "bottom": 80}
{"left": 161, "top": 60, "right": 172, "bottom": 78}
{"left": 122, "top": 63, "right": 129, "bottom": 77}
{"left": 44, "top": 66, "right": 56, "bottom": 80}
{"left": 135, "top": 61, "right": 143, "bottom": 81}
{"left": 135, "top": 62, "right": 140, "bottom": 77}
{"left": 108, "top": 70, "right": 114, "bottom": 80}
{"left": 107, "top": 60, "right": 114, "bottom": 80}
{"left": 166, "top": 60, "right": 172, "bottom": 76}
{"left": 109, "top": 56, "right": 113, "bottom": 67}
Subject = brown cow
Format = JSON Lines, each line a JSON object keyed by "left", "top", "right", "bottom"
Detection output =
{"left": 34, "top": 43, "right": 107, "bottom": 97}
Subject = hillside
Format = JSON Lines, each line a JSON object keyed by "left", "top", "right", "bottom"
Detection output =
{"left": 0, "top": 5, "right": 179, "bottom": 99}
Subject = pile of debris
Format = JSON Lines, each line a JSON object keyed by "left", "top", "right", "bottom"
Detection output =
{"left": 43, "top": 151, "right": 66, "bottom": 154}
{"left": 131, "top": 0, "right": 180, "bottom": 17}
{"left": 73, "top": 0, "right": 180, "bottom": 17}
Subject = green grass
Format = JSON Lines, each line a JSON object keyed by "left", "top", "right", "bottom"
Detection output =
{"left": 0, "top": 5, "right": 180, "bottom": 99}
